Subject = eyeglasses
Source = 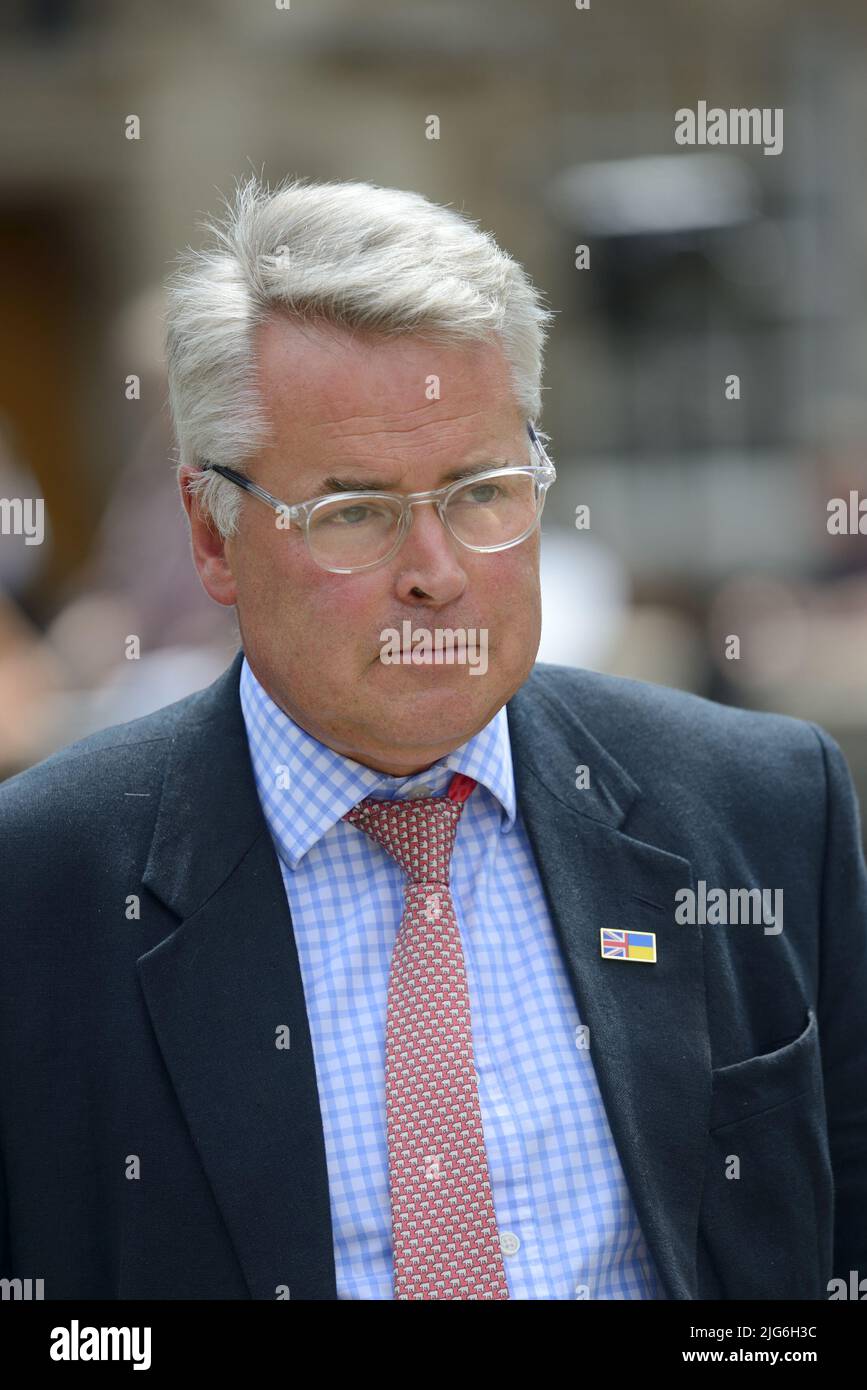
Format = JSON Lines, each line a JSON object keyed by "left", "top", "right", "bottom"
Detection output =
{"left": 200, "top": 421, "right": 556, "bottom": 574}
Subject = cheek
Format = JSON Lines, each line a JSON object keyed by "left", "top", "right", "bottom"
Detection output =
{"left": 476, "top": 548, "right": 540, "bottom": 614}
{"left": 287, "top": 563, "right": 391, "bottom": 656}
{"left": 239, "top": 530, "right": 348, "bottom": 619}
{"left": 312, "top": 581, "right": 371, "bottom": 630}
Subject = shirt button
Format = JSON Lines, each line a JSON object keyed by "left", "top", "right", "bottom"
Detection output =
{"left": 500, "top": 1231, "right": 520, "bottom": 1256}
{"left": 406, "top": 783, "right": 432, "bottom": 798}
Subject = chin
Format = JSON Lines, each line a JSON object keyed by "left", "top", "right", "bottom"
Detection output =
{"left": 355, "top": 680, "right": 511, "bottom": 764}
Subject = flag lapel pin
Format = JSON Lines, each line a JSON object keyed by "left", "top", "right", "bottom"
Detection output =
{"left": 600, "top": 928, "right": 657, "bottom": 963}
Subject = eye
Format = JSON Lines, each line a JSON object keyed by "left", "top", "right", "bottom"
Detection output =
{"left": 314, "top": 498, "right": 396, "bottom": 528}
{"left": 462, "top": 483, "right": 502, "bottom": 505}
{"left": 330, "top": 504, "right": 374, "bottom": 526}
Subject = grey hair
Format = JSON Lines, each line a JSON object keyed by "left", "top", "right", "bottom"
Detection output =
{"left": 165, "top": 173, "right": 555, "bottom": 536}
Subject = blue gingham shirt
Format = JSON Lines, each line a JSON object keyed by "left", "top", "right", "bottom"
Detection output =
{"left": 239, "top": 655, "right": 666, "bottom": 1300}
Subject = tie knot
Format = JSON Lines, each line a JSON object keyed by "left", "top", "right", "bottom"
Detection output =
{"left": 342, "top": 781, "right": 472, "bottom": 885}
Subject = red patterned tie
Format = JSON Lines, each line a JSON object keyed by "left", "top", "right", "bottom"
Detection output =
{"left": 342, "top": 772, "right": 510, "bottom": 1300}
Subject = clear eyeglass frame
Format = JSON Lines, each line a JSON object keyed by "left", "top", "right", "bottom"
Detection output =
{"left": 199, "top": 420, "right": 556, "bottom": 574}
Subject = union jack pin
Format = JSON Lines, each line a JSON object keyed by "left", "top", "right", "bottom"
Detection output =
{"left": 600, "top": 928, "right": 657, "bottom": 963}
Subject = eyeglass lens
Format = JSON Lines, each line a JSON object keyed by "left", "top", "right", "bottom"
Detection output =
{"left": 306, "top": 470, "right": 544, "bottom": 569}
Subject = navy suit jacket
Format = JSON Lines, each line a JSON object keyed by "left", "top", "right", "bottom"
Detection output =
{"left": 1, "top": 650, "right": 865, "bottom": 1299}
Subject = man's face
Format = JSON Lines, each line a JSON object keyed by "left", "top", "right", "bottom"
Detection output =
{"left": 182, "top": 316, "right": 543, "bottom": 776}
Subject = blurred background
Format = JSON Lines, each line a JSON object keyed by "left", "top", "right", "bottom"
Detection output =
{"left": 1, "top": 0, "right": 866, "bottom": 846}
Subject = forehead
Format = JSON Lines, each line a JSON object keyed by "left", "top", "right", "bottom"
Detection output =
{"left": 253, "top": 314, "right": 523, "bottom": 449}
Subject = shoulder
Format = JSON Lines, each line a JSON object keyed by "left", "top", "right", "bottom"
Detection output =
{"left": 0, "top": 652, "right": 245, "bottom": 826}
{"left": 0, "top": 684, "right": 209, "bottom": 837}
{"left": 519, "top": 661, "right": 830, "bottom": 791}
{"left": 0, "top": 655, "right": 248, "bottom": 939}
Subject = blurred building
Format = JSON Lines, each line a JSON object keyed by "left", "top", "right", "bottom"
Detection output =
{"left": 1, "top": 0, "right": 866, "bottom": 840}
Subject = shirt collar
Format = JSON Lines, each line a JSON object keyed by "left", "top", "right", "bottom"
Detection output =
{"left": 239, "top": 654, "right": 517, "bottom": 870}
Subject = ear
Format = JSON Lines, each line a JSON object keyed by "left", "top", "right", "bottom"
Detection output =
{"left": 178, "top": 465, "right": 238, "bottom": 607}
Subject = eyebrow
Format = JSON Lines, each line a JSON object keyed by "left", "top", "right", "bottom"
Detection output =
{"left": 316, "top": 457, "right": 518, "bottom": 495}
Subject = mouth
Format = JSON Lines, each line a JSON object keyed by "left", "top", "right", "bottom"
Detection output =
{"left": 372, "top": 622, "right": 492, "bottom": 671}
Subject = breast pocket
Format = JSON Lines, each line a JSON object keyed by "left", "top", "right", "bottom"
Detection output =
{"left": 698, "top": 1008, "right": 834, "bottom": 1299}
{"left": 709, "top": 1007, "right": 821, "bottom": 1132}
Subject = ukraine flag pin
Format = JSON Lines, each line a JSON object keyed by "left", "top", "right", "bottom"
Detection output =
{"left": 600, "top": 928, "right": 657, "bottom": 963}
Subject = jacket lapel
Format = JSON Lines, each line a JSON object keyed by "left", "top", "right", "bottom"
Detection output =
{"left": 137, "top": 651, "right": 338, "bottom": 1300}
{"left": 506, "top": 670, "right": 712, "bottom": 1300}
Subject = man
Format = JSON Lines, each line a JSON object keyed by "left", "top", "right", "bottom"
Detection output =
{"left": 1, "top": 175, "right": 865, "bottom": 1301}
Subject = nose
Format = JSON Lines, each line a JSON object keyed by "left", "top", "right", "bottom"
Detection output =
{"left": 391, "top": 498, "right": 468, "bottom": 604}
